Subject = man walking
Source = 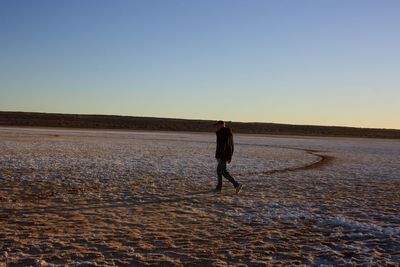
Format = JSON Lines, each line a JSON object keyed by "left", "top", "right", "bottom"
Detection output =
{"left": 214, "top": 120, "right": 243, "bottom": 193}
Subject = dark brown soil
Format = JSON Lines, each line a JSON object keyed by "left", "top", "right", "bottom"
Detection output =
{"left": 1, "top": 111, "right": 399, "bottom": 139}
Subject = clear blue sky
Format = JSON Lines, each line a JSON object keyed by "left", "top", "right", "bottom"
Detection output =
{"left": 1, "top": 0, "right": 399, "bottom": 129}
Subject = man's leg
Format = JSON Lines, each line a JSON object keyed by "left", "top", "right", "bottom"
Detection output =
{"left": 216, "top": 160, "right": 223, "bottom": 191}
{"left": 220, "top": 161, "right": 239, "bottom": 188}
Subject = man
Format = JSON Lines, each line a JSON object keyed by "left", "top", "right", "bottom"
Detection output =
{"left": 214, "top": 120, "right": 243, "bottom": 193}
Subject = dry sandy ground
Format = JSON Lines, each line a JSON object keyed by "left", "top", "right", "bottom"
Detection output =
{"left": 0, "top": 127, "right": 399, "bottom": 266}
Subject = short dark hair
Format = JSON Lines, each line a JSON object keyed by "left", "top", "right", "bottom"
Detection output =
{"left": 213, "top": 120, "right": 224, "bottom": 126}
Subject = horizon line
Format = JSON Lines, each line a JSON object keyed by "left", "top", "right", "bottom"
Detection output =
{"left": 1, "top": 110, "right": 399, "bottom": 131}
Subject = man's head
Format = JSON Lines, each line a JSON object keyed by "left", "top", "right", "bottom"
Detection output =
{"left": 213, "top": 120, "right": 225, "bottom": 130}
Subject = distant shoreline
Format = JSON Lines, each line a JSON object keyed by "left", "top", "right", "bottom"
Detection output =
{"left": 1, "top": 111, "right": 399, "bottom": 139}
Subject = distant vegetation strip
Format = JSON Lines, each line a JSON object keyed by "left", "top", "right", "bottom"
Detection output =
{"left": 1, "top": 111, "right": 399, "bottom": 139}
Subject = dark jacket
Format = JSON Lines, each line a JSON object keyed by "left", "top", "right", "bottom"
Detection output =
{"left": 215, "top": 127, "right": 234, "bottom": 162}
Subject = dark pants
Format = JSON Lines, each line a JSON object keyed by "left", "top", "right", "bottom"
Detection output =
{"left": 216, "top": 160, "right": 239, "bottom": 190}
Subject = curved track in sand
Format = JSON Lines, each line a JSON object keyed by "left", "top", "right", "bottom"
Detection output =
{"left": 0, "top": 143, "right": 333, "bottom": 214}
{"left": 235, "top": 143, "right": 333, "bottom": 177}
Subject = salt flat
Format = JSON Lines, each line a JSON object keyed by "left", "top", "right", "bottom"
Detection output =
{"left": 0, "top": 127, "right": 399, "bottom": 266}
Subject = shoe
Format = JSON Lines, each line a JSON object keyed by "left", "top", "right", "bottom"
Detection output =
{"left": 235, "top": 184, "right": 243, "bottom": 194}
{"left": 214, "top": 187, "right": 222, "bottom": 192}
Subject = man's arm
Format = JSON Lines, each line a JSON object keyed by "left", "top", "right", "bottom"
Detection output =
{"left": 216, "top": 133, "right": 223, "bottom": 159}
{"left": 230, "top": 134, "right": 234, "bottom": 154}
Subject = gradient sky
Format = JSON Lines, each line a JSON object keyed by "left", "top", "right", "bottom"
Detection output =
{"left": 1, "top": 0, "right": 399, "bottom": 129}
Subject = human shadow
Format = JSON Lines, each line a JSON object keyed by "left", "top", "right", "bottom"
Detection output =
{"left": 2, "top": 189, "right": 216, "bottom": 215}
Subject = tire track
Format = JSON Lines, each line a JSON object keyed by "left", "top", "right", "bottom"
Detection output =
{"left": 236, "top": 145, "right": 334, "bottom": 177}
{"left": 0, "top": 143, "right": 334, "bottom": 216}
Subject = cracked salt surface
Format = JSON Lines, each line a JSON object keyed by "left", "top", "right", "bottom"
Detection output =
{"left": 0, "top": 127, "right": 399, "bottom": 266}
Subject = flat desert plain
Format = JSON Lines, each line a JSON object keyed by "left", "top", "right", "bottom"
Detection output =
{"left": 0, "top": 127, "right": 399, "bottom": 266}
